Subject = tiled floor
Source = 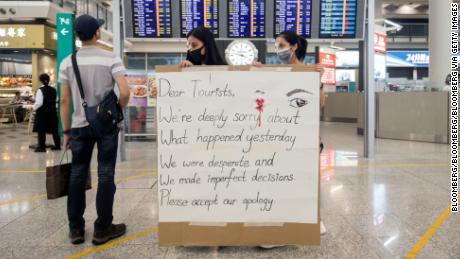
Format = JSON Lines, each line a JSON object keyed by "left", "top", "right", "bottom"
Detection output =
{"left": 0, "top": 122, "right": 456, "bottom": 258}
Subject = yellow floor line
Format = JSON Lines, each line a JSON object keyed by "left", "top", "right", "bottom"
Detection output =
{"left": 115, "top": 172, "right": 156, "bottom": 184}
{"left": 405, "top": 206, "right": 451, "bottom": 259}
{"left": 338, "top": 163, "right": 449, "bottom": 169}
{"left": 0, "top": 168, "right": 155, "bottom": 174}
{"left": 0, "top": 193, "right": 47, "bottom": 206}
{"left": 65, "top": 226, "right": 159, "bottom": 259}
{"left": 0, "top": 171, "right": 156, "bottom": 207}
{"left": 0, "top": 162, "right": 449, "bottom": 174}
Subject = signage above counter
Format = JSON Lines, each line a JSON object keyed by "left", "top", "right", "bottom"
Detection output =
{"left": 386, "top": 51, "right": 429, "bottom": 67}
{"left": 0, "top": 24, "right": 56, "bottom": 50}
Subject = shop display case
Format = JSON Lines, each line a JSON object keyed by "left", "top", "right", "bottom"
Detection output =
{"left": 124, "top": 70, "right": 157, "bottom": 140}
{"left": 0, "top": 75, "right": 33, "bottom": 98}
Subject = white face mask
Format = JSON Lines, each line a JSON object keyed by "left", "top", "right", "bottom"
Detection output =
{"left": 276, "top": 47, "right": 293, "bottom": 64}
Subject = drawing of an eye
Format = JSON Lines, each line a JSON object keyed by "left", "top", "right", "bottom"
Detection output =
{"left": 289, "top": 98, "right": 309, "bottom": 108}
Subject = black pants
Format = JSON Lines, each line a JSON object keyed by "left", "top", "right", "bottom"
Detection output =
{"left": 14, "top": 107, "right": 24, "bottom": 122}
{"left": 37, "top": 127, "right": 60, "bottom": 148}
{"left": 68, "top": 126, "right": 119, "bottom": 232}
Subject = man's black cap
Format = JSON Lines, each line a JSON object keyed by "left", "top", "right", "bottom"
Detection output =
{"left": 74, "top": 15, "right": 105, "bottom": 41}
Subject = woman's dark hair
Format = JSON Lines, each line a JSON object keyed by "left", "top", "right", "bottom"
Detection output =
{"left": 39, "top": 73, "right": 50, "bottom": 86}
{"left": 277, "top": 30, "right": 308, "bottom": 62}
{"left": 186, "top": 26, "right": 226, "bottom": 65}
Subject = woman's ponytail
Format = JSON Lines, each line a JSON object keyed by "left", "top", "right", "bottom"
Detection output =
{"left": 295, "top": 36, "right": 308, "bottom": 62}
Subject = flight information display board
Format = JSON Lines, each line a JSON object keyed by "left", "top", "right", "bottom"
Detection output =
{"left": 274, "top": 0, "right": 312, "bottom": 37}
{"left": 228, "top": 0, "right": 265, "bottom": 38}
{"left": 180, "top": 0, "right": 219, "bottom": 37}
{"left": 319, "top": 0, "right": 357, "bottom": 38}
{"left": 132, "top": 0, "right": 172, "bottom": 38}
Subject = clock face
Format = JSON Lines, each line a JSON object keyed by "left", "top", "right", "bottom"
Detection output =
{"left": 225, "top": 40, "right": 258, "bottom": 65}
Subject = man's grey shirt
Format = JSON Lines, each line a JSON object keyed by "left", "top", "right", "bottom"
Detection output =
{"left": 59, "top": 45, "right": 125, "bottom": 128}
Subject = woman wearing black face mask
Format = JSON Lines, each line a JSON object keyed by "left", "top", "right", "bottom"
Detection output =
{"left": 180, "top": 26, "right": 226, "bottom": 67}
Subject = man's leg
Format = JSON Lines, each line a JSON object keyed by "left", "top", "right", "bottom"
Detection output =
{"left": 94, "top": 129, "right": 119, "bottom": 231}
{"left": 68, "top": 127, "right": 95, "bottom": 232}
{"left": 52, "top": 124, "right": 61, "bottom": 149}
{"left": 92, "top": 129, "right": 125, "bottom": 245}
{"left": 35, "top": 129, "right": 46, "bottom": 152}
{"left": 37, "top": 130, "right": 46, "bottom": 148}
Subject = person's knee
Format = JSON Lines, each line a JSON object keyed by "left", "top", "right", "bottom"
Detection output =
{"left": 97, "top": 167, "right": 115, "bottom": 184}
{"left": 70, "top": 168, "right": 89, "bottom": 182}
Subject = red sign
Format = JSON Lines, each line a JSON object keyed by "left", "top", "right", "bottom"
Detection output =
{"left": 374, "top": 32, "right": 387, "bottom": 53}
{"left": 319, "top": 52, "right": 336, "bottom": 67}
{"left": 319, "top": 52, "right": 336, "bottom": 85}
{"left": 321, "top": 67, "right": 336, "bottom": 85}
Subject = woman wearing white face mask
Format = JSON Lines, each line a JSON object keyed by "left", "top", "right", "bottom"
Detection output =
{"left": 255, "top": 31, "right": 326, "bottom": 106}
{"left": 259, "top": 32, "right": 326, "bottom": 250}
{"left": 275, "top": 30, "right": 308, "bottom": 65}
{"left": 276, "top": 31, "right": 327, "bottom": 235}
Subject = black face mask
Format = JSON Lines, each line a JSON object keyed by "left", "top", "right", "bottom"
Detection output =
{"left": 186, "top": 47, "right": 204, "bottom": 65}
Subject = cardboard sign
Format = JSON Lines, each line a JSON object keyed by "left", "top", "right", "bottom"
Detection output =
{"left": 156, "top": 65, "right": 320, "bottom": 246}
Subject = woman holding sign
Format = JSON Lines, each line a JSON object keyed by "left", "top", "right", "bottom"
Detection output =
{"left": 272, "top": 31, "right": 326, "bottom": 108}
{"left": 255, "top": 31, "right": 327, "bottom": 240}
{"left": 180, "top": 26, "right": 226, "bottom": 67}
{"left": 276, "top": 31, "right": 327, "bottom": 235}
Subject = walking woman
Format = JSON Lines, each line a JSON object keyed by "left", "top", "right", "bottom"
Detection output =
{"left": 33, "top": 73, "right": 60, "bottom": 152}
{"left": 180, "top": 26, "right": 226, "bottom": 67}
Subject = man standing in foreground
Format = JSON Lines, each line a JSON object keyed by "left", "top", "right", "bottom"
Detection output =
{"left": 59, "top": 15, "right": 130, "bottom": 245}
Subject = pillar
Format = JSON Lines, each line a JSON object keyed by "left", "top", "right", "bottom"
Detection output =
{"left": 375, "top": 0, "right": 383, "bottom": 21}
{"left": 429, "top": 0, "right": 452, "bottom": 90}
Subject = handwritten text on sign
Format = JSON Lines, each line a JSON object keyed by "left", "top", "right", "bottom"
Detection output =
{"left": 156, "top": 71, "right": 319, "bottom": 223}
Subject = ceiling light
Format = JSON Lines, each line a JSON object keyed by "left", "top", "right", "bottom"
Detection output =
{"left": 384, "top": 3, "right": 400, "bottom": 11}
{"left": 384, "top": 19, "right": 403, "bottom": 32}
{"left": 9, "top": 8, "right": 16, "bottom": 15}
{"left": 329, "top": 42, "right": 346, "bottom": 51}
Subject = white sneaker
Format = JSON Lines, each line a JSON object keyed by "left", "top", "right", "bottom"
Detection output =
{"left": 259, "top": 245, "right": 285, "bottom": 249}
{"left": 320, "top": 220, "right": 327, "bottom": 235}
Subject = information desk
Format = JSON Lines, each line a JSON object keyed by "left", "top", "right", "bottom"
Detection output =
{"left": 376, "top": 92, "right": 449, "bottom": 144}
{"left": 324, "top": 92, "right": 449, "bottom": 144}
{"left": 322, "top": 92, "right": 359, "bottom": 122}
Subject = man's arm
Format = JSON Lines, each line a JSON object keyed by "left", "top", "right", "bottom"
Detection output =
{"left": 60, "top": 84, "right": 71, "bottom": 132}
{"left": 115, "top": 75, "right": 130, "bottom": 108}
{"left": 111, "top": 56, "right": 130, "bottom": 108}
{"left": 33, "top": 89, "right": 43, "bottom": 111}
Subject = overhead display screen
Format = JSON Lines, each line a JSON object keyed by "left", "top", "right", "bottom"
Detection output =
{"left": 228, "top": 0, "right": 265, "bottom": 38}
{"left": 274, "top": 0, "right": 312, "bottom": 37}
{"left": 319, "top": 0, "right": 357, "bottom": 38}
{"left": 180, "top": 0, "right": 219, "bottom": 37}
{"left": 132, "top": 0, "right": 172, "bottom": 38}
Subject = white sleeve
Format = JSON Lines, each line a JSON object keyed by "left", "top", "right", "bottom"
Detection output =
{"left": 33, "top": 89, "right": 43, "bottom": 111}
